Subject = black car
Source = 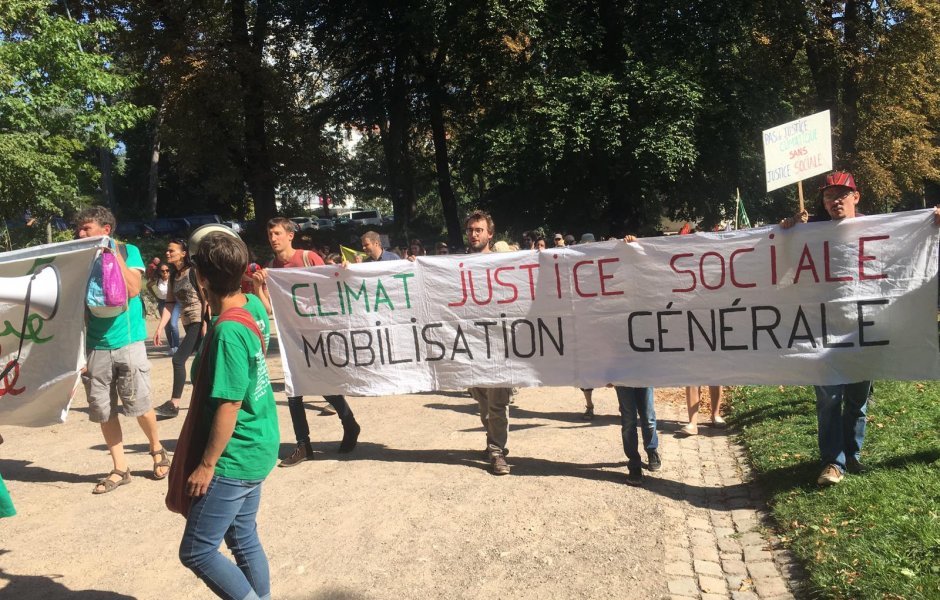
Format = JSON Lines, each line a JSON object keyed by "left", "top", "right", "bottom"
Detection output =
{"left": 147, "top": 217, "right": 190, "bottom": 236}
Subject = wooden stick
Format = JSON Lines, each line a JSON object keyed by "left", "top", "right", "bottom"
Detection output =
{"left": 797, "top": 180, "right": 805, "bottom": 213}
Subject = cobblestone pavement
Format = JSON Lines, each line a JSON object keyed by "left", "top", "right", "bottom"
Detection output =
{"left": 654, "top": 395, "right": 803, "bottom": 600}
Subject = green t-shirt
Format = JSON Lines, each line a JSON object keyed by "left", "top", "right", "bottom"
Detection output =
{"left": 196, "top": 295, "right": 279, "bottom": 480}
{"left": 85, "top": 243, "right": 148, "bottom": 350}
{"left": 0, "top": 474, "right": 15, "bottom": 518}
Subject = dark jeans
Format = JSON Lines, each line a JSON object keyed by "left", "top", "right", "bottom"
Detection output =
{"left": 172, "top": 321, "right": 203, "bottom": 398}
{"left": 614, "top": 386, "right": 658, "bottom": 469}
{"left": 287, "top": 395, "right": 353, "bottom": 444}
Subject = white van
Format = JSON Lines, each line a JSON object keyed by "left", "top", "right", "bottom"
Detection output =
{"left": 340, "top": 209, "right": 383, "bottom": 227}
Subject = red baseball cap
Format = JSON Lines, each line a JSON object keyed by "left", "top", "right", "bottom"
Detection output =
{"left": 819, "top": 171, "right": 857, "bottom": 192}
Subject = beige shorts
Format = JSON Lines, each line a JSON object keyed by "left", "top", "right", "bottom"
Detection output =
{"left": 82, "top": 341, "right": 152, "bottom": 423}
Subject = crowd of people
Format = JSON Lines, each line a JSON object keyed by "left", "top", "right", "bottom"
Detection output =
{"left": 2, "top": 170, "right": 935, "bottom": 600}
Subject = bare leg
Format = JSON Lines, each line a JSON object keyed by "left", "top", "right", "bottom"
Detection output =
{"left": 136, "top": 410, "right": 169, "bottom": 477}
{"left": 581, "top": 389, "right": 595, "bottom": 420}
{"left": 709, "top": 386, "right": 725, "bottom": 425}
{"left": 681, "top": 386, "right": 700, "bottom": 435}
{"left": 96, "top": 417, "right": 129, "bottom": 491}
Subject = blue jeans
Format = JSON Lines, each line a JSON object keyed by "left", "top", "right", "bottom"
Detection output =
{"left": 157, "top": 299, "right": 181, "bottom": 349}
{"left": 614, "top": 386, "right": 658, "bottom": 469}
{"left": 814, "top": 381, "right": 871, "bottom": 473}
{"left": 180, "top": 476, "right": 270, "bottom": 600}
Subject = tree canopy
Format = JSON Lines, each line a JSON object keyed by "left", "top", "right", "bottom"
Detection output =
{"left": 2, "top": 0, "right": 938, "bottom": 240}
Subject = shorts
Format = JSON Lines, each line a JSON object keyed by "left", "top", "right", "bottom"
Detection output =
{"left": 82, "top": 341, "right": 152, "bottom": 423}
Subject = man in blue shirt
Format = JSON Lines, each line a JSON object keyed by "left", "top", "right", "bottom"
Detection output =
{"left": 359, "top": 231, "right": 400, "bottom": 261}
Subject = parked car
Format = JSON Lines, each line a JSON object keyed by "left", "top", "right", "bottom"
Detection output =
{"left": 290, "top": 216, "right": 317, "bottom": 231}
{"left": 315, "top": 218, "right": 335, "bottom": 230}
{"left": 337, "top": 209, "right": 383, "bottom": 227}
{"left": 115, "top": 220, "right": 152, "bottom": 237}
{"left": 147, "top": 217, "right": 190, "bottom": 236}
{"left": 221, "top": 220, "right": 243, "bottom": 234}
{"left": 184, "top": 214, "right": 222, "bottom": 229}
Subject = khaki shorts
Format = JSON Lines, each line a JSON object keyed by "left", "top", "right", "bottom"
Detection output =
{"left": 82, "top": 341, "right": 152, "bottom": 423}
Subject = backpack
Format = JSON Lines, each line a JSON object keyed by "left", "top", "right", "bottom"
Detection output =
{"left": 86, "top": 243, "right": 129, "bottom": 318}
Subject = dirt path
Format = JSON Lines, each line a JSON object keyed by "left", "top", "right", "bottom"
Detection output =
{"left": 0, "top": 325, "right": 799, "bottom": 599}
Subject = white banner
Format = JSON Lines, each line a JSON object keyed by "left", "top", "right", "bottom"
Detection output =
{"left": 0, "top": 237, "right": 104, "bottom": 426}
{"left": 763, "top": 110, "right": 833, "bottom": 192}
{"left": 267, "top": 210, "right": 940, "bottom": 396}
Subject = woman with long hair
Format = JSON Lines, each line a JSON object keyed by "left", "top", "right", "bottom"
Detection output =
{"left": 154, "top": 239, "right": 206, "bottom": 418}
{"left": 146, "top": 260, "right": 180, "bottom": 354}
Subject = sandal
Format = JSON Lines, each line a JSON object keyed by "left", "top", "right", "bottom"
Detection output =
{"left": 92, "top": 468, "right": 131, "bottom": 494}
{"left": 582, "top": 406, "right": 595, "bottom": 421}
{"left": 150, "top": 447, "right": 171, "bottom": 480}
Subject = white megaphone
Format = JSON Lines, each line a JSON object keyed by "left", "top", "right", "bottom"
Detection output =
{"left": 188, "top": 224, "right": 240, "bottom": 255}
{"left": 0, "top": 264, "right": 61, "bottom": 320}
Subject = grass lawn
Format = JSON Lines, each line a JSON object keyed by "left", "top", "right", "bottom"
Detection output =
{"left": 726, "top": 382, "right": 940, "bottom": 600}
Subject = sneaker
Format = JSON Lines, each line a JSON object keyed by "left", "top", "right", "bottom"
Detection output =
{"left": 625, "top": 467, "right": 643, "bottom": 486}
{"left": 676, "top": 423, "right": 698, "bottom": 437}
{"left": 279, "top": 442, "right": 314, "bottom": 467}
{"left": 167, "top": 346, "right": 178, "bottom": 357}
{"left": 817, "top": 464, "right": 844, "bottom": 485}
{"left": 711, "top": 415, "right": 727, "bottom": 427}
{"left": 582, "top": 406, "right": 595, "bottom": 421}
{"left": 338, "top": 419, "right": 361, "bottom": 453}
{"left": 490, "top": 452, "right": 511, "bottom": 476}
{"left": 647, "top": 449, "right": 662, "bottom": 472}
{"left": 153, "top": 401, "right": 179, "bottom": 418}
{"left": 845, "top": 457, "right": 867, "bottom": 474}
{"left": 482, "top": 445, "right": 509, "bottom": 460}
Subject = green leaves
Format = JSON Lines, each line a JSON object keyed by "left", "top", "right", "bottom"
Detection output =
{"left": 0, "top": 0, "right": 148, "bottom": 220}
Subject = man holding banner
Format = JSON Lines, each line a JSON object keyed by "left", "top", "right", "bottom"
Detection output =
{"left": 254, "top": 217, "right": 361, "bottom": 466}
{"left": 75, "top": 206, "right": 170, "bottom": 494}
{"left": 464, "top": 210, "right": 513, "bottom": 476}
{"left": 782, "top": 172, "right": 940, "bottom": 485}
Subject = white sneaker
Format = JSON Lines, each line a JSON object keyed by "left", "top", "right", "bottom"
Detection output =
{"left": 712, "top": 415, "right": 727, "bottom": 427}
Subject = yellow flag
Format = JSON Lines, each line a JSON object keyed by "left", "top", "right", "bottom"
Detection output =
{"left": 340, "top": 244, "right": 367, "bottom": 263}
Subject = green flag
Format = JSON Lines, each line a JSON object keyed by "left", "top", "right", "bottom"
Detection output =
{"left": 735, "top": 189, "right": 751, "bottom": 230}
{"left": 340, "top": 244, "right": 367, "bottom": 263}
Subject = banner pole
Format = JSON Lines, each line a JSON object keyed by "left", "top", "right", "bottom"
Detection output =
{"left": 798, "top": 180, "right": 805, "bottom": 213}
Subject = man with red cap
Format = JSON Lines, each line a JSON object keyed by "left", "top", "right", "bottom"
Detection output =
{"left": 781, "top": 171, "right": 940, "bottom": 485}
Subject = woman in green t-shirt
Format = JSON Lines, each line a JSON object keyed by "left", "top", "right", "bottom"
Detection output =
{"left": 177, "top": 232, "right": 278, "bottom": 600}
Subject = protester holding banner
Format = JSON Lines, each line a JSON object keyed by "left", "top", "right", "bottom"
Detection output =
{"left": 75, "top": 206, "right": 170, "bottom": 494}
{"left": 781, "top": 171, "right": 940, "bottom": 485}
{"left": 613, "top": 386, "right": 660, "bottom": 486}
{"left": 177, "top": 231, "right": 278, "bottom": 600}
{"left": 154, "top": 239, "right": 207, "bottom": 418}
{"left": 463, "top": 210, "right": 514, "bottom": 476}
{"left": 253, "top": 217, "right": 361, "bottom": 466}
{"left": 358, "top": 230, "right": 399, "bottom": 262}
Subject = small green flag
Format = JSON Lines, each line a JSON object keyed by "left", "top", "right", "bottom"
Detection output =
{"left": 340, "top": 244, "right": 367, "bottom": 263}
{"left": 735, "top": 189, "right": 751, "bottom": 230}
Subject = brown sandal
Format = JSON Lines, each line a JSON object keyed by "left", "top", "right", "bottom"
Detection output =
{"left": 150, "top": 447, "right": 171, "bottom": 480}
{"left": 92, "top": 468, "right": 131, "bottom": 494}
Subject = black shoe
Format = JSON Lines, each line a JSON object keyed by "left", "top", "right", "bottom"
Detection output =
{"left": 647, "top": 449, "right": 662, "bottom": 472}
{"left": 845, "top": 457, "right": 867, "bottom": 474}
{"left": 338, "top": 419, "right": 361, "bottom": 453}
{"left": 279, "top": 442, "right": 314, "bottom": 467}
{"left": 154, "top": 401, "right": 179, "bottom": 418}
{"left": 625, "top": 467, "right": 643, "bottom": 486}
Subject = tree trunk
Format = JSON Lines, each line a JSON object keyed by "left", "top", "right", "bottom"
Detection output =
{"left": 231, "top": 0, "right": 276, "bottom": 230}
{"left": 147, "top": 108, "right": 163, "bottom": 218}
{"left": 840, "top": 0, "right": 861, "bottom": 161}
{"left": 98, "top": 146, "right": 115, "bottom": 210}
{"left": 427, "top": 85, "right": 462, "bottom": 248}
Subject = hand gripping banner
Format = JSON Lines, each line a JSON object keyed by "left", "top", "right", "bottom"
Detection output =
{"left": 266, "top": 210, "right": 940, "bottom": 396}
